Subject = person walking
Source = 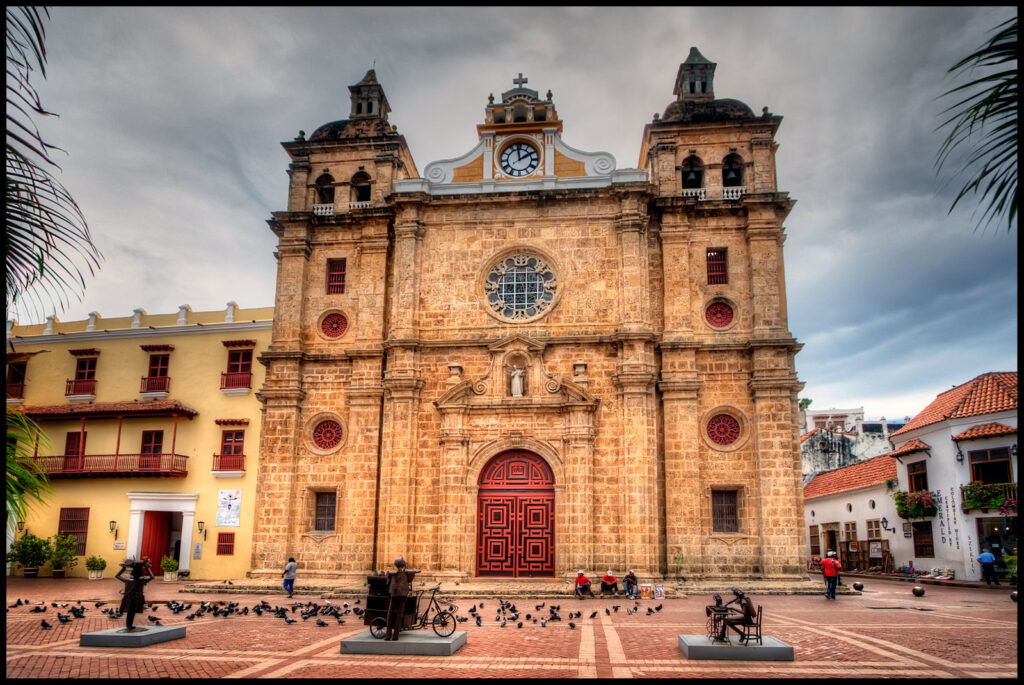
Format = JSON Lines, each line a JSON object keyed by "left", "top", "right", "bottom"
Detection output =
{"left": 282, "top": 557, "right": 298, "bottom": 598}
{"left": 821, "top": 550, "right": 842, "bottom": 600}
{"left": 976, "top": 548, "right": 1000, "bottom": 586}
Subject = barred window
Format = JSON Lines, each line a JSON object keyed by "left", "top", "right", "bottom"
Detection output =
{"left": 75, "top": 357, "right": 97, "bottom": 381}
{"left": 217, "top": 532, "right": 235, "bottom": 556}
{"left": 912, "top": 521, "right": 934, "bottom": 558}
{"left": 711, "top": 490, "right": 739, "bottom": 533}
{"left": 147, "top": 354, "right": 169, "bottom": 377}
{"left": 58, "top": 508, "right": 89, "bottom": 556}
{"left": 326, "top": 258, "right": 347, "bottom": 294}
{"left": 314, "top": 492, "right": 336, "bottom": 532}
{"left": 706, "top": 248, "right": 728, "bottom": 285}
{"left": 227, "top": 349, "right": 253, "bottom": 374}
{"left": 866, "top": 519, "right": 882, "bottom": 539}
{"left": 843, "top": 521, "right": 858, "bottom": 541}
{"left": 809, "top": 525, "right": 820, "bottom": 556}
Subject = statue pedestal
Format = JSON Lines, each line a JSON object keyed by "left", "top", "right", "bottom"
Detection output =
{"left": 678, "top": 635, "right": 794, "bottom": 661}
{"left": 341, "top": 630, "right": 467, "bottom": 656}
{"left": 80, "top": 625, "right": 186, "bottom": 648}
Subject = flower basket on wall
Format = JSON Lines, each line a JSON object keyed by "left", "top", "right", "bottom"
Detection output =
{"left": 892, "top": 490, "right": 939, "bottom": 519}
{"left": 962, "top": 482, "right": 1007, "bottom": 512}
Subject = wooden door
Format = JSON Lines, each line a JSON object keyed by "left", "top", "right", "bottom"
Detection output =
{"left": 141, "top": 511, "right": 172, "bottom": 575}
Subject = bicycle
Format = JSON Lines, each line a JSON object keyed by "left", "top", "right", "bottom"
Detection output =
{"left": 369, "top": 583, "right": 457, "bottom": 639}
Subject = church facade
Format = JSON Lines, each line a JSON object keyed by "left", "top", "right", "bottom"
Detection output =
{"left": 249, "top": 49, "right": 807, "bottom": 581}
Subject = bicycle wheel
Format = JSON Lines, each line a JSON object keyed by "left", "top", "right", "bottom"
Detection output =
{"left": 369, "top": 617, "right": 388, "bottom": 639}
{"left": 432, "top": 611, "right": 456, "bottom": 638}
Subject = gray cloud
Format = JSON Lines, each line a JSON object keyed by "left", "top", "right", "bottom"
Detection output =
{"left": 17, "top": 6, "right": 1016, "bottom": 419}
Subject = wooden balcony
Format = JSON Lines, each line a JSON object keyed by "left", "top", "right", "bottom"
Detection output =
{"left": 960, "top": 482, "right": 1017, "bottom": 512}
{"left": 34, "top": 453, "right": 189, "bottom": 478}
{"left": 7, "top": 381, "right": 24, "bottom": 399}
{"left": 140, "top": 376, "right": 170, "bottom": 393}
{"left": 220, "top": 371, "right": 252, "bottom": 390}
{"left": 212, "top": 453, "right": 245, "bottom": 472}
{"left": 65, "top": 379, "right": 96, "bottom": 396}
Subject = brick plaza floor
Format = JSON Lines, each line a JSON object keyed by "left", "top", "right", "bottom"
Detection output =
{"left": 6, "top": 576, "right": 1017, "bottom": 679}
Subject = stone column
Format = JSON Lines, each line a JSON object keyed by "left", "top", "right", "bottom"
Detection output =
{"left": 659, "top": 372, "right": 703, "bottom": 578}
{"left": 438, "top": 409, "right": 468, "bottom": 577}
{"left": 746, "top": 219, "right": 785, "bottom": 336}
{"left": 342, "top": 379, "right": 384, "bottom": 574}
{"left": 564, "top": 407, "right": 596, "bottom": 574}
{"left": 749, "top": 372, "right": 806, "bottom": 578}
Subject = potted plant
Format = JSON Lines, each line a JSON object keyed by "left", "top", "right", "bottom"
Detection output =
{"left": 892, "top": 490, "right": 939, "bottom": 519}
{"left": 160, "top": 555, "right": 179, "bottom": 581}
{"left": 85, "top": 555, "right": 107, "bottom": 580}
{"left": 962, "top": 482, "right": 1006, "bottom": 512}
{"left": 6, "top": 533, "right": 51, "bottom": 577}
{"left": 48, "top": 533, "right": 80, "bottom": 578}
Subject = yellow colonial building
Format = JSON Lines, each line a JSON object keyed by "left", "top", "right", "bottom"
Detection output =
{"left": 7, "top": 303, "right": 271, "bottom": 579}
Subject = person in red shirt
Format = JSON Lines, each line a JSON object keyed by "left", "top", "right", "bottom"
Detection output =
{"left": 821, "top": 550, "right": 842, "bottom": 600}
{"left": 600, "top": 570, "right": 619, "bottom": 597}
{"left": 575, "top": 570, "right": 595, "bottom": 599}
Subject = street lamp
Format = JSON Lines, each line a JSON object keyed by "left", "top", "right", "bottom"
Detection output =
{"left": 197, "top": 521, "right": 207, "bottom": 541}
{"left": 109, "top": 520, "right": 118, "bottom": 540}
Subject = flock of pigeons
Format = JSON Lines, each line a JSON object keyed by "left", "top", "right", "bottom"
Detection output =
{"left": 11, "top": 594, "right": 664, "bottom": 632}
{"left": 467, "top": 598, "right": 664, "bottom": 630}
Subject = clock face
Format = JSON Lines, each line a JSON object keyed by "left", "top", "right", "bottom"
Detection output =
{"left": 500, "top": 142, "right": 540, "bottom": 177}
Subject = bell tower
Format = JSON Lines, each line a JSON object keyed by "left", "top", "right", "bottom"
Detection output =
{"left": 673, "top": 46, "right": 716, "bottom": 101}
{"left": 348, "top": 69, "right": 391, "bottom": 121}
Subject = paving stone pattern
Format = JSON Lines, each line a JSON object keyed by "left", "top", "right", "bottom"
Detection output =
{"left": 6, "top": 578, "right": 1016, "bottom": 679}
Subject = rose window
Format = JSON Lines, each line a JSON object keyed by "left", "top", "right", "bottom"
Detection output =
{"left": 705, "top": 302, "right": 734, "bottom": 328}
{"left": 484, "top": 254, "right": 557, "bottom": 321}
{"left": 321, "top": 313, "right": 348, "bottom": 338}
{"left": 706, "top": 414, "right": 741, "bottom": 445}
{"left": 312, "top": 420, "right": 343, "bottom": 450}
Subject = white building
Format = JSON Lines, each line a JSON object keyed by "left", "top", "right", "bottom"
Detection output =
{"left": 887, "top": 372, "right": 1017, "bottom": 582}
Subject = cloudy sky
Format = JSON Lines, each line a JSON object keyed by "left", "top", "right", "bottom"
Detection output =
{"left": 20, "top": 6, "right": 1017, "bottom": 421}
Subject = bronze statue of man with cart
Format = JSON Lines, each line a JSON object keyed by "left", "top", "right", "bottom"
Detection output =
{"left": 364, "top": 557, "right": 457, "bottom": 640}
{"left": 705, "top": 587, "right": 759, "bottom": 644}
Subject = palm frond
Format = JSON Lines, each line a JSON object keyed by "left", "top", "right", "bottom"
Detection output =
{"left": 6, "top": 407, "right": 53, "bottom": 526}
{"left": 934, "top": 16, "right": 1017, "bottom": 233}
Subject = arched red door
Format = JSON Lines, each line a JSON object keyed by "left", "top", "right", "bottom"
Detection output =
{"left": 477, "top": 451, "right": 555, "bottom": 577}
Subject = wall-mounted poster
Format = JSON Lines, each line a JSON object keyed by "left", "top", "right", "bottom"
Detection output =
{"left": 902, "top": 522, "right": 913, "bottom": 538}
{"left": 217, "top": 489, "right": 241, "bottom": 527}
{"left": 869, "top": 541, "right": 882, "bottom": 558}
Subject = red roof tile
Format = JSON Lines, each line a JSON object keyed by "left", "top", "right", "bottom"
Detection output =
{"left": 800, "top": 428, "right": 819, "bottom": 443}
{"left": 951, "top": 422, "right": 1017, "bottom": 441}
{"left": 892, "top": 372, "right": 1017, "bottom": 437}
{"left": 16, "top": 400, "right": 198, "bottom": 420}
{"left": 887, "top": 439, "right": 930, "bottom": 459}
{"left": 804, "top": 454, "right": 898, "bottom": 499}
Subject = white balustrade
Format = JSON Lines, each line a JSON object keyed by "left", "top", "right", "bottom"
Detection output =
{"left": 681, "top": 188, "right": 706, "bottom": 200}
{"left": 312, "top": 204, "right": 335, "bottom": 216}
{"left": 349, "top": 201, "right": 371, "bottom": 210}
{"left": 723, "top": 186, "right": 746, "bottom": 200}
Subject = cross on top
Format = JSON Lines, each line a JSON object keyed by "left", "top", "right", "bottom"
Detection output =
{"left": 513, "top": 72, "right": 528, "bottom": 88}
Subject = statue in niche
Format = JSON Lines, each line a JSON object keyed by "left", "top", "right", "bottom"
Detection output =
{"left": 508, "top": 365, "right": 525, "bottom": 397}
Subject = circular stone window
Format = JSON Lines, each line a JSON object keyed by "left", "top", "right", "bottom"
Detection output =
{"left": 320, "top": 312, "right": 348, "bottom": 339}
{"left": 312, "top": 419, "right": 344, "bottom": 450}
{"left": 483, "top": 253, "right": 558, "bottom": 322}
{"left": 705, "top": 302, "right": 734, "bottom": 328}
{"left": 706, "top": 414, "right": 741, "bottom": 445}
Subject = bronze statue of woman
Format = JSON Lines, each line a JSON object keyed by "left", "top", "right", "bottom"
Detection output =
{"left": 115, "top": 558, "right": 155, "bottom": 631}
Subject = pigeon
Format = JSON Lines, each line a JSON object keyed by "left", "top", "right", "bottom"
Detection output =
{"left": 148, "top": 615, "right": 160, "bottom": 623}
{"left": 316, "top": 619, "right": 327, "bottom": 627}
{"left": 605, "top": 608, "right": 610, "bottom": 616}
{"left": 646, "top": 608, "right": 654, "bottom": 616}
{"left": 479, "top": 603, "right": 484, "bottom": 608}
{"left": 51, "top": 602, "right": 59, "bottom": 607}
{"left": 336, "top": 618, "right": 345, "bottom": 624}
{"left": 8, "top": 601, "right": 20, "bottom": 608}
{"left": 152, "top": 620, "right": 162, "bottom": 626}
{"left": 536, "top": 603, "right": 545, "bottom": 610}
{"left": 186, "top": 614, "right": 196, "bottom": 621}
{"left": 569, "top": 622, "right": 576, "bottom": 629}
{"left": 613, "top": 605, "right": 620, "bottom": 612}
{"left": 354, "top": 600, "right": 360, "bottom": 604}
{"left": 30, "top": 606, "right": 46, "bottom": 613}
{"left": 57, "top": 613, "right": 71, "bottom": 624}
{"left": 655, "top": 604, "right": 663, "bottom": 612}
{"left": 500, "top": 618, "right": 507, "bottom": 627}
{"left": 541, "top": 618, "right": 547, "bottom": 627}
{"left": 41, "top": 619, "right": 52, "bottom": 629}
{"left": 343, "top": 602, "right": 349, "bottom": 608}
{"left": 475, "top": 616, "right": 482, "bottom": 627}
{"left": 590, "top": 611, "right": 598, "bottom": 619}
{"left": 517, "top": 622, "right": 523, "bottom": 629}
{"left": 284, "top": 617, "right": 297, "bottom": 624}
{"left": 525, "top": 613, "right": 531, "bottom": 620}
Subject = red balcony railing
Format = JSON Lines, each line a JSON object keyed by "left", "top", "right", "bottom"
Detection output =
{"left": 140, "top": 376, "right": 170, "bottom": 393}
{"left": 65, "top": 378, "right": 97, "bottom": 396}
{"left": 34, "top": 453, "right": 189, "bottom": 478}
{"left": 212, "top": 453, "right": 245, "bottom": 471}
{"left": 221, "top": 371, "right": 252, "bottom": 389}
{"left": 7, "top": 381, "right": 24, "bottom": 399}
